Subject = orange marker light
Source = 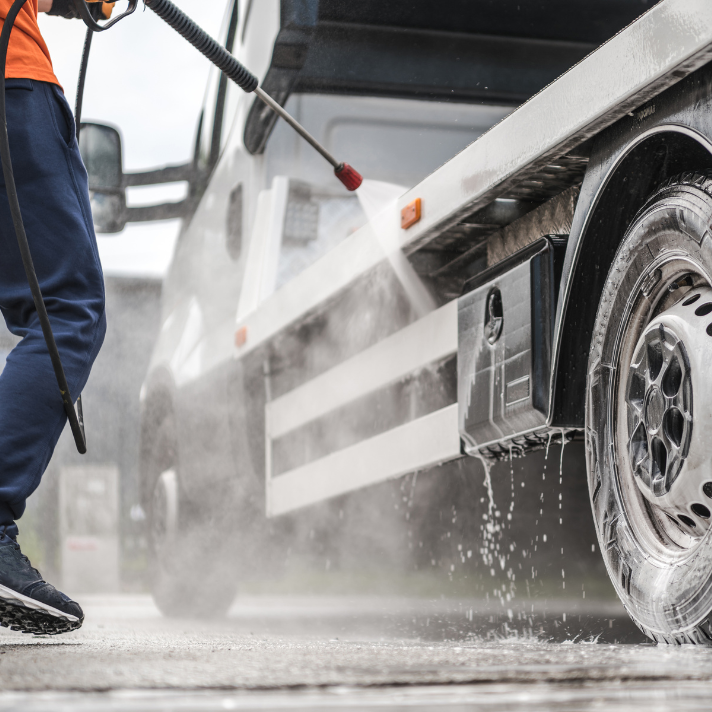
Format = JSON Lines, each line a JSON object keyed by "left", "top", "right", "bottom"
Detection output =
{"left": 235, "top": 326, "right": 248, "bottom": 348}
{"left": 401, "top": 198, "right": 422, "bottom": 229}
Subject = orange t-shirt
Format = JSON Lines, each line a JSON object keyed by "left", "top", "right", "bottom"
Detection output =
{"left": 0, "top": 0, "right": 58, "bottom": 85}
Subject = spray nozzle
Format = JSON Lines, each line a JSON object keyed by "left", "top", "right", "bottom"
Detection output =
{"left": 334, "top": 163, "right": 363, "bottom": 192}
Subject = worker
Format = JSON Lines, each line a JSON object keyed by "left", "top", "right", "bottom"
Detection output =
{"left": 0, "top": 0, "right": 112, "bottom": 635}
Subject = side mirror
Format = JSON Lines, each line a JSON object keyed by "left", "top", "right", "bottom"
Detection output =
{"left": 79, "top": 121, "right": 199, "bottom": 234}
{"left": 79, "top": 122, "right": 127, "bottom": 234}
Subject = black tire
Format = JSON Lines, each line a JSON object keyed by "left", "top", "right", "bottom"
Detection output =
{"left": 587, "top": 172, "right": 712, "bottom": 644}
{"left": 144, "top": 411, "right": 239, "bottom": 618}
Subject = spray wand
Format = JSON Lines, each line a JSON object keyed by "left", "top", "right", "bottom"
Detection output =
{"left": 69, "top": 0, "right": 363, "bottom": 189}
{"left": 141, "top": 0, "right": 363, "bottom": 190}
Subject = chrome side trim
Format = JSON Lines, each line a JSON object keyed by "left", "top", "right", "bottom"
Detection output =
{"left": 266, "top": 301, "right": 457, "bottom": 440}
{"left": 266, "top": 404, "right": 460, "bottom": 517}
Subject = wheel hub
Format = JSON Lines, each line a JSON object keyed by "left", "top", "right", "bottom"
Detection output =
{"left": 627, "top": 323, "right": 691, "bottom": 497}
{"left": 644, "top": 385, "right": 666, "bottom": 433}
{"left": 624, "top": 286, "right": 712, "bottom": 536}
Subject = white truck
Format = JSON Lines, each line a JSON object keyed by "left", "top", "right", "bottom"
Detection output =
{"left": 81, "top": 0, "right": 712, "bottom": 643}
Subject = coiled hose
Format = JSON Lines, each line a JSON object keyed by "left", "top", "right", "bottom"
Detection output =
{"left": 0, "top": 0, "right": 87, "bottom": 453}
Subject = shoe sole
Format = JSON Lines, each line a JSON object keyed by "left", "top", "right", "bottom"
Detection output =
{"left": 0, "top": 583, "right": 82, "bottom": 635}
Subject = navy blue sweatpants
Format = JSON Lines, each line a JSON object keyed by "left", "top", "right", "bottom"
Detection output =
{"left": 0, "top": 79, "right": 106, "bottom": 538}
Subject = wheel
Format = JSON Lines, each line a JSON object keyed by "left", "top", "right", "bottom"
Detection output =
{"left": 144, "top": 411, "right": 239, "bottom": 618}
{"left": 587, "top": 172, "right": 712, "bottom": 644}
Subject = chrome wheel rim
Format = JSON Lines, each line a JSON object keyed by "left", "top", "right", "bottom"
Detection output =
{"left": 626, "top": 323, "right": 692, "bottom": 498}
{"left": 614, "top": 258, "right": 712, "bottom": 561}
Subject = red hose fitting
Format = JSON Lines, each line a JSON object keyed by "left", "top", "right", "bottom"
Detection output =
{"left": 334, "top": 163, "right": 363, "bottom": 191}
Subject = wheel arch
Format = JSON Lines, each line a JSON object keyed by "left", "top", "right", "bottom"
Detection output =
{"left": 551, "top": 125, "right": 712, "bottom": 428}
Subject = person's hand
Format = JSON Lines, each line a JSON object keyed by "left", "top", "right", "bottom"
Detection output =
{"left": 88, "top": 1, "right": 115, "bottom": 20}
{"left": 46, "top": 0, "right": 114, "bottom": 20}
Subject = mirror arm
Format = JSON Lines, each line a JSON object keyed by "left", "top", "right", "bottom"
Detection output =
{"left": 124, "top": 162, "right": 197, "bottom": 187}
{"left": 125, "top": 200, "right": 191, "bottom": 223}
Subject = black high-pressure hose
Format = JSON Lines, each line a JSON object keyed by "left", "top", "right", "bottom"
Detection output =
{"left": 75, "top": 27, "right": 93, "bottom": 136}
{"left": 0, "top": 0, "right": 87, "bottom": 453}
{"left": 0, "top": 0, "right": 136, "bottom": 455}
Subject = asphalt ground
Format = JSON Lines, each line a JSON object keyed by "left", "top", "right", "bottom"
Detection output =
{"left": 0, "top": 595, "right": 709, "bottom": 711}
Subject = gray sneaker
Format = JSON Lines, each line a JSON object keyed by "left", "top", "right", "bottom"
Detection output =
{"left": 0, "top": 528, "right": 83, "bottom": 635}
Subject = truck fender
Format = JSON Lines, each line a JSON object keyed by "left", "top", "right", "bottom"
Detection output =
{"left": 550, "top": 125, "right": 712, "bottom": 428}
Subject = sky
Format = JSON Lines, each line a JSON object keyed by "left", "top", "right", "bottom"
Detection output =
{"left": 38, "top": 2, "right": 229, "bottom": 278}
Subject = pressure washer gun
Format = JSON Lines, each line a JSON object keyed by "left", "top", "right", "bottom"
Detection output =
{"left": 48, "top": 1, "right": 115, "bottom": 23}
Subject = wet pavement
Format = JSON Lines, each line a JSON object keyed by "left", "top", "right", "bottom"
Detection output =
{"left": 0, "top": 595, "right": 710, "bottom": 710}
